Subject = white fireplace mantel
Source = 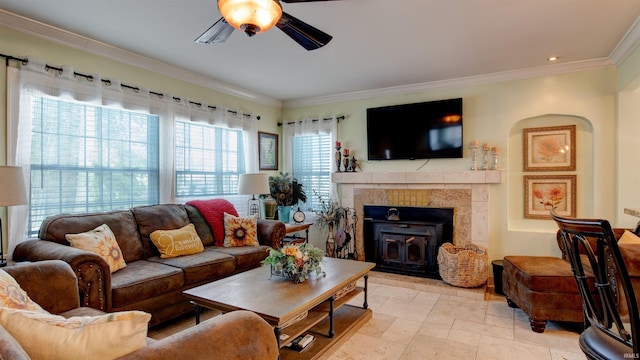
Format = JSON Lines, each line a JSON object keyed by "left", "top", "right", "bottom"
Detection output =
{"left": 332, "top": 170, "right": 502, "bottom": 186}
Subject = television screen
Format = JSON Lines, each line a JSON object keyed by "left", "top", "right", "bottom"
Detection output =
{"left": 367, "top": 98, "right": 463, "bottom": 160}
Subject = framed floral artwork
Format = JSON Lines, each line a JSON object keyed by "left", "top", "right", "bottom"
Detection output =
{"left": 258, "top": 132, "right": 278, "bottom": 170}
{"left": 523, "top": 125, "right": 576, "bottom": 171}
{"left": 524, "top": 175, "right": 576, "bottom": 219}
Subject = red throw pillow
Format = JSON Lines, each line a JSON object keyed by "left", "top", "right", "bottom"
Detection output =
{"left": 186, "top": 199, "right": 239, "bottom": 246}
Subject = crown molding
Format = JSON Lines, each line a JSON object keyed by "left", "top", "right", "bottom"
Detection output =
{"left": 282, "top": 58, "right": 615, "bottom": 108}
{"left": 0, "top": 9, "right": 282, "bottom": 108}
{"left": 609, "top": 16, "right": 640, "bottom": 66}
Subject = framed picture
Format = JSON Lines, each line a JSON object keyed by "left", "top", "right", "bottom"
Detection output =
{"left": 258, "top": 132, "right": 278, "bottom": 170}
{"left": 524, "top": 175, "right": 576, "bottom": 219}
{"left": 523, "top": 125, "right": 576, "bottom": 171}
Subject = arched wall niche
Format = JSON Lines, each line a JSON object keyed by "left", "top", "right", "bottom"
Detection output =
{"left": 507, "top": 114, "right": 594, "bottom": 232}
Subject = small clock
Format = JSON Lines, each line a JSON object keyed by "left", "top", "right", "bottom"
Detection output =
{"left": 293, "top": 208, "right": 305, "bottom": 223}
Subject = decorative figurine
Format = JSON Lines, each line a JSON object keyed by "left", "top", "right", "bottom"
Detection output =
{"left": 350, "top": 156, "right": 358, "bottom": 172}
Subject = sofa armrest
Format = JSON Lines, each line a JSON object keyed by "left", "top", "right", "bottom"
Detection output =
{"left": 12, "top": 240, "right": 112, "bottom": 312}
{"left": 257, "top": 219, "right": 286, "bottom": 249}
{"left": 116, "top": 311, "right": 279, "bottom": 360}
{"left": 4, "top": 259, "right": 82, "bottom": 314}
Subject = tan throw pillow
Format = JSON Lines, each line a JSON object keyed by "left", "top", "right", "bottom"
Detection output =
{"left": 0, "top": 270, "right": 44, "bottom": 312}
{"left": 66, "top": 224, "right": 126, "bottom": 273}
{"left": 223, "top": 213, "right": 259, "bottom": 247}
{"left": 0, "top": 308, "right": 150, "bottom": 360}
{"left": 150, "top": 223, "right": 204, "bottom": 258}
{"left": 618, "top": 230, "right": 640, "bottom": 276}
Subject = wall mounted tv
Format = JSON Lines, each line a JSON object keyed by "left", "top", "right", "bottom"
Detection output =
{"left": 366, "top": 98, "right": 463, "bottom": 160}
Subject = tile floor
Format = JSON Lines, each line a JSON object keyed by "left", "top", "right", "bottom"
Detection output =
{"left": 149, "top": 271, "right": 586, "bottom": 360}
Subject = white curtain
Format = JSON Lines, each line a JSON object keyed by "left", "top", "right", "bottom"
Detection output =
{"left": 282, "top": 116, "right": 339, "bottom": 197}
{"left": 5, "top": 57, "right": 257, "bottom": 255}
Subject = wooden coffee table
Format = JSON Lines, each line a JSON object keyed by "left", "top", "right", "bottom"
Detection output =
{"left": 183, "top": 257, "right": 375, "bottom": 359}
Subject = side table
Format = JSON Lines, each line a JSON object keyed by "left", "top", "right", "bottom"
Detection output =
{"left": 282, "top": 222, "right": 313, "bottom": 246}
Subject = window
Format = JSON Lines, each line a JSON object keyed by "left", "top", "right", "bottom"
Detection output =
{"left": 29, "top": 97, "right": 160, "bottom": 235}
{"left": 292, "top": 134, "right": 332, "bottom": 211}
{"left": 175, "top": 120, "right": 245, "bottom": 200}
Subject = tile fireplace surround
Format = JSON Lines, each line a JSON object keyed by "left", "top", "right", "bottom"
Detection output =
{"left": 333, "top": 170, "right": 502, "bottom": 261}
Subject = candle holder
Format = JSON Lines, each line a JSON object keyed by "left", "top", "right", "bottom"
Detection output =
{"left": 492, "top": 148, "right": 500, "bottom": 170}
{"left": 482, "top": 144, "right": 490, "bottom": 170}
{"left": 470, "top": 144, "right": 478, "bottom": 171}
{"left": 343, "top": 155, "right": 350, "bottom": 172}
{"left": 335, "top": 146, "right": 342, "bottom": 172}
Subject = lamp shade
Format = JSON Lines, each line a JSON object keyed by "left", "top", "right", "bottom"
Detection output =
{"left": 238, "top": 173, "right": 270, "bottom": 195}
{"left": 218, "top": 0, "right": 282, "bottom": 35}
{"left": 0, "top": 166, "right": 27, "bottom": 207}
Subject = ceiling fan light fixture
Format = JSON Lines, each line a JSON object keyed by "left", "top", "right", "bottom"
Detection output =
{"left": 218, "top": 0, "right": 282, "bottom": 36}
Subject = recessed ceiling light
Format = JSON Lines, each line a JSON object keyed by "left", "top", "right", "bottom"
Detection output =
{"left": 547, "top": 56, "right": 560, "bottom": 62}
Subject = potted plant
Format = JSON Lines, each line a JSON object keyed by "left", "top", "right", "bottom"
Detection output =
{"left": 268, "top": 172, "right": 307, "bottom": 222}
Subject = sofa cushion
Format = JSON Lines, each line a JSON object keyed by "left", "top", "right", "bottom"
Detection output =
{"left": 0, "top": 308, "right": 150, "bottom": 360}
{"left": 39, "top": 210, "right": 145, "bottom": 263}
{"left": 66, "top": 224, "right": 127, "bottom": 273}
{"left": 147, "top": 247, "right": 237, "bottom": 285}
{"left": 187, "top": 199, "right": 239, "bottom": 246}
{"left": 132, "top": 204, "right": 192, "bottom": 258}
{"left": 213, "top": 245, "right": 271, "bottom": 271}
{"left": 150, "top": 223, "right": 205, "bottom": 258}
{"left": 185, "top": 204, "right": 215, "bottom": 246}
{"left": 0, "top": 270, "right": 44, "bottom": 312}
{"left": 110, "top": 261, "right": 184, "bottom": 309}
{"left": 224, "top": 213, "right": 259, "bottom": 247}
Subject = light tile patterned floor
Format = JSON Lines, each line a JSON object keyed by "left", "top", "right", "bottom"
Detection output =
{"left": 149, "top": 271, "right": 586, "bottom": 360}
{"left": 320, "top": 271, "right": 585, "bottom": 360}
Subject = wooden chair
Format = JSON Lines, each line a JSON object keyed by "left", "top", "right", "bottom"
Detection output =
{"left": 552, "top": 211, "right": 640, "bottom": 359}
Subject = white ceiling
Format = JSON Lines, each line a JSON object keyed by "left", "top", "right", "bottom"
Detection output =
{"left": 1, "top": 0, "right": 640, "bottom": 106}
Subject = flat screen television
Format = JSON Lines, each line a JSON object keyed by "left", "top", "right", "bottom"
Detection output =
{"left": 366, "top": 98, "right": 463, "bottom": 160}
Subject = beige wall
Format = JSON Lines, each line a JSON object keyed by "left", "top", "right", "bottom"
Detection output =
{"left": 283, "top": 69, "right": 621, "bottom": 262}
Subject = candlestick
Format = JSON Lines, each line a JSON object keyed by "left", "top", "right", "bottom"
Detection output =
{"left": 335, "top": 145, "right": 342, "bottom": 172}
{"left": 492, "top": 147, "right": 500, "bottom": 170}
{"left": 470, "top": 143, "right": 478, "bottom": 171}
{"left": 482, "top": 145, "right": 489, "bottom": 170}
{"left": 343, "top": 155, "right": 349, "bottom": 172}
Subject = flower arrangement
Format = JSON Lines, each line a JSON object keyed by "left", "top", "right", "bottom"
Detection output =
{"left": 312, "top": 190, "right": 344, "bottom": 231}
{"left": 262, "top": 243, "right": 326, "bottom": 283}
{"left": 269, "top": 172, "right": 307, "bottom": 206}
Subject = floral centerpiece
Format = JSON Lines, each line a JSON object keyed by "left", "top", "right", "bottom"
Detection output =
{"left": 261, "top": 243, "right": 326, "bottom": 283}
{"left": 269, "top": 172, "right": 307, "bottom": 206}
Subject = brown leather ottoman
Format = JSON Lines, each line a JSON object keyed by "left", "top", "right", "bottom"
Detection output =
{"left": 502, "top": 255, "right": 586, "bottom": 333}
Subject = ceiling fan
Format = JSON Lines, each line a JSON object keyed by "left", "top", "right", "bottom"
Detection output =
{"left": 195, "top": 0, "right": 334, "bottom": 51}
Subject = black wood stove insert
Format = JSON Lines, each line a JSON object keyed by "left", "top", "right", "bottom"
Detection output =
{"left": 363, "top": 205, "right": 454, "bottom": 279}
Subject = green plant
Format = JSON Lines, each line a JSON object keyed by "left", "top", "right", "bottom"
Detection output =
{"left": 268, "top": 172, "right": 307, "bottom": 206}
{"left": 261, "top": 243, "right": 325, "bottom": 283}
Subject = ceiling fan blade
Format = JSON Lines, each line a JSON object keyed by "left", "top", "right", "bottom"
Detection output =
{"left": 195, "top": 17, "right": 235, "bottom": 44}
{"left": 276, "top": 11, "right": 333, "bottom": 51}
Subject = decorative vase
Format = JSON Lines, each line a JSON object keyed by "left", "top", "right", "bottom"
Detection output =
{"left": 278, "top": 205, "right": 292, "bottom": 223}
{"left": 326, "top": 223, "right": 336, "bottom": 258}
{"left": 263, "top": 196, "right": 277, "bottom": 219}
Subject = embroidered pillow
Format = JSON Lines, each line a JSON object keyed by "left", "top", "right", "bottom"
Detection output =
{"left": 150, "top": 223, "right": 204, "bottom": 258}
{"left": 0, "top": 270, "right": 44, "bottom": 312}
{"left": 186, "top": 199, "right": 239, "bottom": 246}
{"left": 224, "top": 213, "right": 259, "bottom": 247}
{"left": 0, "top": 308, "right": 150, "bottom": 360}
{"left": 66, "top": 224, "right": 126, "bottom": 273}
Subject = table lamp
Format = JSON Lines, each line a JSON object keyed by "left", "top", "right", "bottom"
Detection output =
{"left": 238, "top": 173, "right": 270, "bottom": 217}
{"left": 0, "top": 166, "right": 28, "bottom": 267}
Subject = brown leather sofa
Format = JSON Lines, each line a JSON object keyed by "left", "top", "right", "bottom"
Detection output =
{"left": 12, "top": 203, "right": 286, "bottom": 326}
{"left": 0, "top": 260, "right": 279, "bottom": 360}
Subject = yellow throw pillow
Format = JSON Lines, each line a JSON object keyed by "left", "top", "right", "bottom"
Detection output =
{"left": 223, "top": 213, "right": 259, "bottom": 247}
{"left": 0, "top": 308, "right": 150, "bottom": 360}
{"left": 150, "top": 223, "right": 204, "bottom": 258}
{"left": 66, "top": 224, "right": 127, "bottom": 273}
{"left": 0, "top": 270, "right": 44, "bottom": 312}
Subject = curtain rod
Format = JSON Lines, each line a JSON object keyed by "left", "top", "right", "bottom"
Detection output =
{"left": 278, "top": 115, "right": 345, "bottom": 126}
{"left": 1, "top": 53, "right": 260, "bottom": 120}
